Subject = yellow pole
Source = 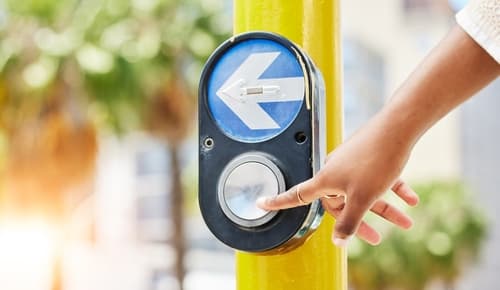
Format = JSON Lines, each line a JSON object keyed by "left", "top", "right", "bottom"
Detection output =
{"left": 234, "top": 1, "right": 346, "bottom": 290}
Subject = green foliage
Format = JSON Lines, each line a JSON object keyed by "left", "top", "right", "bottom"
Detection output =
{"left": 5, "top": 0, "right": 64, "bottom": 21}
{"left": 0, "top": 0, "right": 231, "bottom": 132}
{"left": 348, "top": 180, "right": 488, "bottom": 290}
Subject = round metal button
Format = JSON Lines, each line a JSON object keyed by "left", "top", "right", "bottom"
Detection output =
{"left": 218, "top": 153, "right": 285, "bottom": 227}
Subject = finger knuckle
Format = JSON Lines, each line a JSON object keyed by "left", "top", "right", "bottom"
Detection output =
{"left": 392, "top": 179, "right": 404, "bottom": 192}
{"left": 284, "top": 192, "right": 297, "bottom": 203}
{"left": 380, "top": 203, "right": 390, "bottom": 215}
{"left": 315, "top": 171, "right": 331, "bottom": 188}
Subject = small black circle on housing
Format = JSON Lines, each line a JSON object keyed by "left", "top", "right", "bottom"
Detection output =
{"left": 203, "top": 137, "right": 214, "bottom": 149}
{"left": 295, "top": 132, "right": 308, "bottom": 144}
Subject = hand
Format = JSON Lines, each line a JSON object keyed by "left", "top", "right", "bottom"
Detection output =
{"left": 321, "top": 179, "right": 418, "bottom": 245}
{"left": 257, "top": 117, "right": 419, "bottom": 247}
{"left": 257, "top": 178, "right": 417, "bottom": 246}
{"left": 258, "top": 25, "right": 498, "bottom": 247}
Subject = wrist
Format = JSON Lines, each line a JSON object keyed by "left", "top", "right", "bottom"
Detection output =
{"left": 370, "top": 101, "right": 423, "bottom": 157}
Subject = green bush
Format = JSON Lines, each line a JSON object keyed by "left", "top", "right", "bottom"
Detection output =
{"left": 348, "top": 180, "right": 488, "bottom": 290}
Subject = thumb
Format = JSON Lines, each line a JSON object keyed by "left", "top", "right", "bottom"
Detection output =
{"left": 332, "top": 195, "right": 371, "bottom": 247}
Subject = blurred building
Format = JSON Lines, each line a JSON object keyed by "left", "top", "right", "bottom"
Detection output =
{"left": 343, "top": 0, "right": 460, "bottom": 181}
{"left": 460, "top": 81, "right": 500, "bottom": 289}
{"left": 64, "top": 134, "right": 234, "bottom": 290}
{"left": 342, "top": 0, "right": 500, "bottom": 288}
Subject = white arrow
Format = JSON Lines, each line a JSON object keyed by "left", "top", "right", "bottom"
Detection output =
{"left": 216, "top": 52, "right": 304, "bottom": 130}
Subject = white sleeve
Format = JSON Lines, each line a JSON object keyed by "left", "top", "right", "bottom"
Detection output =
{"left": 456, "top": 0, "right": 500, "bottom": 64}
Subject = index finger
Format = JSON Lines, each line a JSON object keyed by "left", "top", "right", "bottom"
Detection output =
{"left": 256, "top": 178, "right": 320, "bottom": 210}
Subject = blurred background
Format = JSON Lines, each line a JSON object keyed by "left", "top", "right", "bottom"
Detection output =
{"left": 0, "top": 0, "right": 498, "bottom": 290}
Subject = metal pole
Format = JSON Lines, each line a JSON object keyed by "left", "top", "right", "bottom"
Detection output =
{"left": 234, "top": 1, "right": 346, "bottom": 290}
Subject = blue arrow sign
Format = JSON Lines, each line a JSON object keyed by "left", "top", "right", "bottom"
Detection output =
{"left": 207, "top": 38, "right": 305, "bottom": 143}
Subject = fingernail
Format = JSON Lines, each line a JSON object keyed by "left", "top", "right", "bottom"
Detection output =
{"left": 333, "top": 237, "right": 351, "bottom": 247}
{"left": 404, "top": 219, "right": 414, "bottom": 229}
{"left": 256, "top": 197, "right": 268, "bottom": 208}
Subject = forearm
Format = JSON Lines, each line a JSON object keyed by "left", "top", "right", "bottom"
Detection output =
{"left": 378, "top": 25, "right": 499, "bottom": 149}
